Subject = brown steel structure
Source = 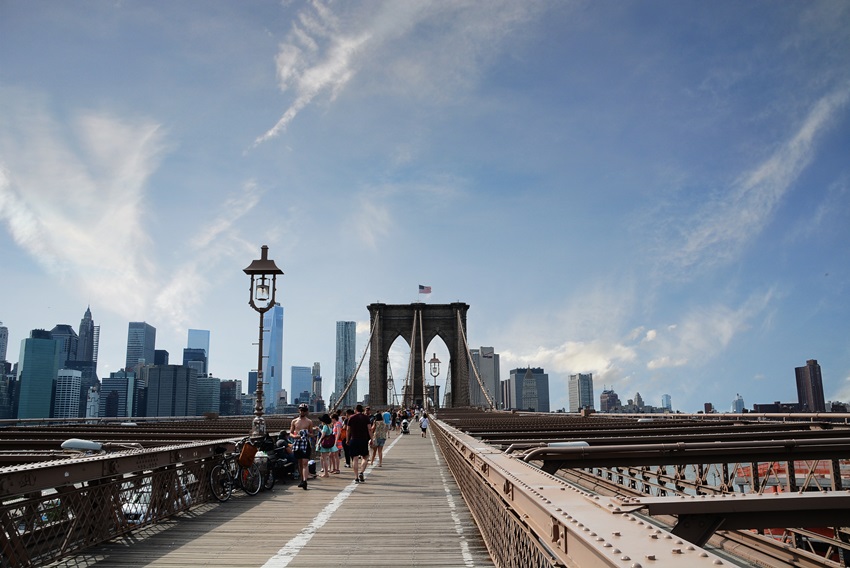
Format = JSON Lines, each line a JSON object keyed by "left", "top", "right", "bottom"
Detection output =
{"left": 366, "top": 302, "right": 470, "bottom": 407}
{"left": 2, "top": 411, "right": 850, "bottom": 567}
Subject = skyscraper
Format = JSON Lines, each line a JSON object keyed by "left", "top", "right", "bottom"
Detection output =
{"left": 125, "top": 322, "right": 156, "bottom": 370}
{"left": 50, "top": 324, "right": 79, "bottom": 367}
{"left": 731, "top": 393, "right": 745, "bottom": 413}
{"left": 99, "top": 370, "right": 138, "bottom": 418}
{"left": 661, "top": 394, "right": 672, "bottom": 411}
{"left": 505, "top": 368, "right": 550, "bottom": 412}
{"left": 16, "top": 330, "right": 61, "bottom": 419}
{"left": 469, "top": 347, "right": 500, "bottom": 408}
{"left": 0, "top": 322, "right": 8, "bottom": 362}
{"left": 77, "top": 307, "right": 98, "bottom": 365}
{"left": 53, "top": 369, "right": 82, "bottom": 418}
{"left": 312, "top": 361, "right": 322, "bottom": 398}
{"left": 145, "top": 365, "right": 197, "bottom": 417}
{"left": 795, "top": 359, "right": 825, "bottom": 412}
{"left": 183, "top": 348, "right": 207, "bottom": 376}
{"left": 187, "top": 329, "right": 210, "bottom": 372}
{"left": 600, "top": 388, "right": 621, "bottom": 412}
{"left": 263, "top": 304, "right": 284, "bottom": 404}
{"left": 569, "top": 373, "right": 594, "bottom": 412}
{"left": 291, "top": 366, "right": 312, "bottom": 405}
{"left": 335, "top": 321, "right": 356, "bottom": 407}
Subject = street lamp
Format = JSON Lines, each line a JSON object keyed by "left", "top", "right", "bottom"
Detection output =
{"left": 243, "top": 245, "right": 284, "bottom": 438}
{"left": 428, "top": 353, "right": 441, "bottom": 413}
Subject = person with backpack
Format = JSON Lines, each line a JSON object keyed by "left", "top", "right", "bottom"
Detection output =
{"left": 316, "top": 414, "right": 335, "bottom": 478}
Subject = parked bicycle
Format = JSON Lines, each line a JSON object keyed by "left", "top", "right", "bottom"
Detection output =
{"left": 209, "top": 437, "right": 262, "bottom": 502}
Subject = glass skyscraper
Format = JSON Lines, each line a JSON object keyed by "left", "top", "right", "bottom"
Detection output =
{"left": 569, "top": 373, "right": 594, "bottom": 412}
{"left": 469, "top": 347, "right": 500, "bottom": 409}
{"left": 187, "top": 329, "right": 210, "bottom": 373}
{"left": 125, "top": 322, "right": 156, "bottom": 370}
{"left": 262, "top": 304, "right": 284, "bottom": 405}
{"left": 17, "top": 330, "right": 61, "bottom": 419}
{"left": 291, "top": 366, "right": 313, "bottom": 405}
{"left": 335, "top": 321, "right": 356, "bottom": 408}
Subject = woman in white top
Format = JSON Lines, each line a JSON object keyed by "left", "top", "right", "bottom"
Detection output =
{"left": 419, "top": 413, "right": 429, "bottom": 437}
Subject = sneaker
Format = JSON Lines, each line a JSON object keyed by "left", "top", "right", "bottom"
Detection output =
{"left": 358, "top": 473, "right": 364, "bottom": 482}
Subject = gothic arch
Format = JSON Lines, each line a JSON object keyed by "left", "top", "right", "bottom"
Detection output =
{"left": 367, "top": 302, "right": 470, "bottom": 407}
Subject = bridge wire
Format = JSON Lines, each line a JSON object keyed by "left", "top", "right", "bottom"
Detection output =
{"left": 403, "top": 309, "right": 419, "bottom": 408}
{"left": 330, "top": 318, "right": 376, "bottom": 413}
{"left": 418, "top": 306, "right": 429, "bottom": 412}
{"left": 456, "top": 311, "right": 496, "bottom": 409}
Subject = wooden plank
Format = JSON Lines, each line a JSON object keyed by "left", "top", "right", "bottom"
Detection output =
{"left": 50, "top": 430, "right": 494, "bottom": 567}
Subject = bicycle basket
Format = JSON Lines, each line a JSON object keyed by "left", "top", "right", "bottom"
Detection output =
{"left": 238, "top": 441, "right": 258, "bottom": 467}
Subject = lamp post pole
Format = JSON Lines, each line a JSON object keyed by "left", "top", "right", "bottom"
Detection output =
{"left": 243, "top": 245, "right": 284, "bottom": 438}
{"left": 428, "top": 353, "right": 441, "bottom": 414}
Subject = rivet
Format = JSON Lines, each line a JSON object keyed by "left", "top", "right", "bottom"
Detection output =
{"left": 645, "top": 555, "right": 656, "bottom": 560}
{"left": 672, "top": 548, "right": 682, "bottom": 554}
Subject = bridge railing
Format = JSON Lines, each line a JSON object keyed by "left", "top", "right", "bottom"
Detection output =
{"left": 0, "top": 439, "right": 234, "bottom": 568}
{"left": 431, "top": 417, "right": 731, "bottom": 568}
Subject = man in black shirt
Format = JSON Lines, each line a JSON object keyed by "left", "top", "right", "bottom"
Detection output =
{"left": 347, "top": 404, "right": 371, "bottom": 483}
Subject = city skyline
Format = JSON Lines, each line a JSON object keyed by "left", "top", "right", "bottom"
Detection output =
{"left": 1, "top": 2, "right": 849, "bottom": 413}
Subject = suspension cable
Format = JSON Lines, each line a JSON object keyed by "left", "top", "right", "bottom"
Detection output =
{"left": 456, "top": 310, "right": 496, "bottom": 409}
{"left": 403, "top": 310, "right": 418, "bottom": 408}
{"left": 418, "top": 306, "right": 428, "bottom": 412}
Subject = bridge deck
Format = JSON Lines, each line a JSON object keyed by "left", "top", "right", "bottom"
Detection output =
{"left": 50, "top": 429, "right": 494, "bottom": 568}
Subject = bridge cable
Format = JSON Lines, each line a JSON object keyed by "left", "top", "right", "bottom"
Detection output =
{"left": 402, "top": 309, "right": 419, "bottom": 408}
{"left": 456, "top": 311, "right": 496, "bottom": 410}
{"left": 330, "top": 319, "right": 376, "bottom": 414}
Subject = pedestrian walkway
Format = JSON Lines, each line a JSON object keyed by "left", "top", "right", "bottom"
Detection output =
{"left": 52, "top": 428, "right": 495, "bottom": 567}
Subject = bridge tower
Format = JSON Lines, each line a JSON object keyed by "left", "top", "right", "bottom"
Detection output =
{"left": 367, "top": 302, "right": 470, "bottom": 407}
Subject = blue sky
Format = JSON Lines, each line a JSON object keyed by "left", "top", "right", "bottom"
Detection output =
{"left": 1, "top": 1, "right": 849, "bottom": 413}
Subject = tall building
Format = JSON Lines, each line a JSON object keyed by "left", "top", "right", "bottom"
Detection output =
{"left": 53, "top": 369, "right": 82, "bottom": 418}
{"left": 50, "top": 324, "right": 79, "bottom": 367}
{"left": 125, "top": 322, "right": 156, "bottom": 370}
{"left": 505, "top": 368, "right": 550, "bottom": 412}
{"left": 0, "top": 321, "right": 9, "bottom": 362}
{"left": 311, "top": 361, "right": 322, "bottom": 402}
{"left": 219, "top": 380, "right": 241, "bottom": 416}
{"left": 262, "top": 304, "right": 284, "bottom": 404}
{"left": 661, "top": 394, "right": 672, "bottom": 411}
{"left": 568, "top": 373, "right": 594, "bottom": 412}
{"left": 795, "top": 359, "right": 825, "bottom": 412}
{"left": 469, "top": 347, "right": 500, "bottom": 408}
{"left": 247, "top": 370, "right": 258, "bottom": 395}
{"left": 76, "top": 307, "right": 98, "bottom": 366}
{"left": 187, "top": 329, "right": 210, "bottom": 367}
{"left": 196, "top": 376, "right": 221, "bottom": 415}
{"left": 183, "top": 348, "right": 207, "bottom": 376}
{"left": 291, "top": 366, "right": 312, "bottom": 405}
{"left": 99, "top": 370, "right": 138, "bottom": 418}
{"left": 154, "top": 350, "right": 170, "bottom": 365}
{"left": 600, "top": 388, "right": 621, "bottom": 412}
{"left": 731, "top": 393, "right": 745, "bottom": 413}
{"left": 334, "top": 321, "right": 357, "bottom": 407}
{"left": 16, "top": 329, "right": 60, "bottom": 419}
{"left": 146, "top": 365, "right": 198, "bottom": 417}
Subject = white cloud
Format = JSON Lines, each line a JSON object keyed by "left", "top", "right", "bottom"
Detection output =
{"left": 670, "top": 84, "right": 850, "bottom": 274}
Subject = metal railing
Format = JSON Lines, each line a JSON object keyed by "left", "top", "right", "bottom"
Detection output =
{"left": 0, "top": 439, "right": 235, "bottom": 568}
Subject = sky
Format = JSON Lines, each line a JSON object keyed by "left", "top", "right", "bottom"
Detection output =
{"left": 1, "top": 1, "right": 849, "bottom": 414}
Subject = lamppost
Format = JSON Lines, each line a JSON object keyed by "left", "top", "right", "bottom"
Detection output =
{"left": 428, "top": 353, "right": 441, "bottom": 413}
{"left": 243, "top": 245, "right": 283, "bottom": 438}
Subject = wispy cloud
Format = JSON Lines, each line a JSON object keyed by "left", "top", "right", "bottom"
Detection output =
{"left": 0, "top": 100, "right": 164, "bottom": 317}
{"left": 670, "top": 84, "right": 850, "bottom": 273}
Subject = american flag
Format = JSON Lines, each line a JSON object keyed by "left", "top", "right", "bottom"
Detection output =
{"left": 418, "top": 285, "right": 432, "bottom": 294}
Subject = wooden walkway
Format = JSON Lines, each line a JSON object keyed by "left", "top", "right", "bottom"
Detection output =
{"left": 53, "top": 429, "right": 495, "bottom": 567}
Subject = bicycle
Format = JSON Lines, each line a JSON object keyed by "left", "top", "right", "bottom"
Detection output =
{"left": 209, "top": 438, "right": 263, "bottom": 502}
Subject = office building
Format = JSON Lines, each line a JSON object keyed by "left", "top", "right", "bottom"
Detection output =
{"left": 154, "top": 350, "right": 169, "bottom": 365}
{"left": 0, "top": 321, "right": 8, "bottom": 362}
{"left": 187, "top": 329, "right": 210, "bottom": 366}
{"left": 247, "top": 370, "right": 258, "bottom": 395}
{"left": 53, "top": 369, "right": 82, "bottom": 418}
{"left": 504, "top": 368, "right": 550, "bottom": 412}
{"left": 469, "top": 347, "right": 500, "bottom": 409}
{"left": 661, "top": 394, "right": 672, "bottom": 411}
{"left": 196, "top": 376, "right": 221, "bottom": 415}
{"left": 263, "top": 304, "right": 284, "bottom": 404}
{"left": 125, "top": 322, "right": 156, "bottom": 370}
{"left": 76, "top": 307, "right": 98, "bottom": 367}
{"left": 795, "top": 359, "right": 825, "bottom": 412}
{"left": 146, "top": 365, "right": 198, "bottom": 417}
{"left": 600, "top": 388, "right": 621, "bottom": 412}
{"left": 183, "top": 348, "right": 207, "bottom": 376}
{"left": 219, "top": 380, "right": 241, "bottom": 416}
{"left": 568, "top": 373, "right": 594, "bottom": 412}
{"left": 291, "top": 366, "right": 312, "bottom": 405}
{"left": 99, "top": 371, "right": 138, "bottom": 418}
{"left": 334, "top": 321, "right": 357, "bottom": 407}
{"left": 50, "top": 324, "right": 79, "bottom": 367}
{"left": 16, "top": 329, "right": 61, "bottom": 419}
{"left": 731, "top": 393, "right": 745, "bottom": 413}
{"left": 312, "top": 361, "right": 322, "bottom": 398}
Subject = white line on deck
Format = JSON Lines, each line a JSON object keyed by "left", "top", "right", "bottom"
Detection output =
{"left": 261, "top": 433, "right": 403, "bottom": 568}
{"left": 429, "top": 432, "right": 476, "bottom": 567}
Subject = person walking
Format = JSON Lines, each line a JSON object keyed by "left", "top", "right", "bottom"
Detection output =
{"left": 419, "top": 412, "right": 430, "bottom": 438}
{"left": 341, "top": 409, "right": 353, "bottom": 468}
{"left": 290, "top": 403, "right": 315, "bottom": 489}
{"left": 316, "top": 414, "right": 335, "bottom": 478}
{"left": 370, "top": 413, "right": 389, "bottom": 466}
{"left": 347, "top": 404, "right": 371, "bottom": 483}
{"left": 330, "top": 412, "right": 342, "bottom": 474}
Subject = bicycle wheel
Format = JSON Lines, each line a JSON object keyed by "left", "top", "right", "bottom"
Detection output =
{"left": 263, "top": 466, "right": 276, "bottom": 490}
{"left": 240, "top": 463, "right": 262, "bottom": 495}
{"left": 209, "top": 463, "right": 233, "bottom": 502}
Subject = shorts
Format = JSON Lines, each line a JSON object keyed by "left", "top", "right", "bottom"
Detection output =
{"left": 421, "top": 427, "right": 427, "bottom": 432}
{"left": 293, "top": 447, "right": 311, "bottom": 460}
{"left": 349, "top": 439, "right": 369, "bottom": 458}
{"left": 373, "top": 438, "right": 386, "bottom": 447}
